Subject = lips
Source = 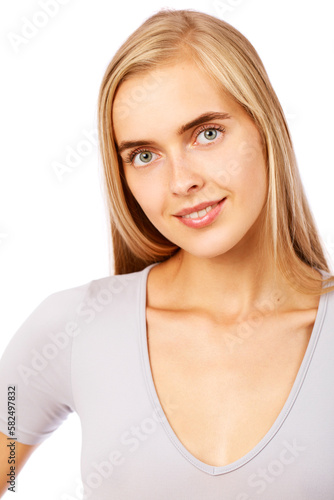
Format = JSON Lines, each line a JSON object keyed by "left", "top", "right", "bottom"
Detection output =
{"left": 174, "top": 197, "right": 226, "bottom": 217}
{"left": 175, "top": 197, "right": 227, "bottom": 228}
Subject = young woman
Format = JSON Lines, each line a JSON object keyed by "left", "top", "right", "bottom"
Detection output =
{"left": 1, "top": 9, "right": 334, "bottom": 499}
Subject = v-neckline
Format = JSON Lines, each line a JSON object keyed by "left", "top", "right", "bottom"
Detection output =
{"left": 138, "top": 262, "right": 328, "bottom": 475}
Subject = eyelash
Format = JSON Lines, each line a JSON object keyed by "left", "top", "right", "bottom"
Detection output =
{"left": 123, "top": 124, "right": 226, "bottom": 166}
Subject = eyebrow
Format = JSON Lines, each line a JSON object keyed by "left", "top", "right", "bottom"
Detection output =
{"left": 116, "top": 111, "right": 231, "bottom": 155}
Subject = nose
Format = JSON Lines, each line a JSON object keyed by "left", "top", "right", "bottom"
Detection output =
{"left": 168, "top": 150, "right": 205, "bottom": 196}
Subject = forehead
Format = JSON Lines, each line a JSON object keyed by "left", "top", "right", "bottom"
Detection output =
{"left": 112, "top": 61, "right": 241, "bottom": 141}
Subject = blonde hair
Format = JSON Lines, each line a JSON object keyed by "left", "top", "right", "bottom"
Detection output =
{"left": 97, "top": 8, "right": 334, "bottom": 295}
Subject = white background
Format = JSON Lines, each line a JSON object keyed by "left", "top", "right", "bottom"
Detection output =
{"left": 0, "top": 0, "right": 333, "bottom": 498}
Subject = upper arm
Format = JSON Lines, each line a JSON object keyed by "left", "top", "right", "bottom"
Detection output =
{"left": 0, "top": 292, "right": 77, "bottom": 445}
{"left": 0, "top": 431, "right": 39, "bottom": 497}
{"left": 0, "top": 291, "right": 81, "bottom": 495}
{"left": 0, "top": 285, "right": 90, "bottom": 496}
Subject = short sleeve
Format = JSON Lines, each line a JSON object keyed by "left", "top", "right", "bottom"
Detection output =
{"left": 0, "top": 289, "right": 80, "bottom": 445}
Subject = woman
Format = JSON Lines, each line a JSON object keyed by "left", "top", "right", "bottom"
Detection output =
{"left": 1, "top": 8, "right": 334, "bottom": 499}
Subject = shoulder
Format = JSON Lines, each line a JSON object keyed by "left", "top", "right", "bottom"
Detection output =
{"left": 0, "top": 267, "right": 149, "bottom": 445}
{"left": 66, "top": 267, "right": 147, "bottom": 327}
{"left": 1, "top": 268, "right": 147, "bottom": 365}
{"left": 35, "top": 267, "right": 146, "bottom": 326}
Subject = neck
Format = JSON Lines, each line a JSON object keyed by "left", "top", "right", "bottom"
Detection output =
{"left": 162, "top": 243, "right": 297, "bottom": 324}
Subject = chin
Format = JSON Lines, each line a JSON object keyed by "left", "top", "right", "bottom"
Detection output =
{"left": 179, "top": 238, "right": 239, "bottom": 260}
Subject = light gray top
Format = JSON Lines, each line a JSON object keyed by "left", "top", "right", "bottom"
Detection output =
{"left": 1, "top": 262, "right": 334, "bottom": 499}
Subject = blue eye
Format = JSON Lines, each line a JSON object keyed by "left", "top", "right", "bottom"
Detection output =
{"left": 137, "top": 152, "right": 153, "bottom": 163}
{"left": 125, "top": 149, "right": 159, "bottom": 167}
{"left": 196, "top": 127, "right": 223, "bottom": 144}
{"left": 123, "top": 124, "right": 226, "bottom": 167}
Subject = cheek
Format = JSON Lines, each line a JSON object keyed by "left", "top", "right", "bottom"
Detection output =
{"left": 236, "top": 158, "right": 268, "bottom": 215}
{"left": 221, "top": 135, "right": 267, "bottom": 191}
{"left": 125, "top": 168, "right": 164, "bottom": 218}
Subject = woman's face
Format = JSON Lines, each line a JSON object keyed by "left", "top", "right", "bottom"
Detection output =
{"left": 112, "top": 59, "right": 268, "bottom": 260}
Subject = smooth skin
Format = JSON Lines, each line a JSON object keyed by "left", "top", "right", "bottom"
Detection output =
{"left": 0, "top": 431, "right": 38, "bottom": 497}
{"left": 113, "top": 58, "right": 318, "bottom": 316}
{"left": 113, "top": 59, "right": 321, "bottom": 465}
{"left": 0, "top": 59, "right": 321, "bottom": 484}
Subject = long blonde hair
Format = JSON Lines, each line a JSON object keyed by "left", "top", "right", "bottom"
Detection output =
{"left": 97, "top": 8, "right": 334, "bottom": 295}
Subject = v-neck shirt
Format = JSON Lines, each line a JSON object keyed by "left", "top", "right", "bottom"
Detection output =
{"left": 0, "top": 262, "right": 334, "bottom": 499}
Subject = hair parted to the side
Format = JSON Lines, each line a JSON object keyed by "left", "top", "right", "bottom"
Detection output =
{"left": 97, "top": 8, "right": 334, "bottom": 295}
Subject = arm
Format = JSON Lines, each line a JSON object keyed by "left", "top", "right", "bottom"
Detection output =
{"left": 0, "top": 289, "right": 83, "bottom": 497}
{"left": 0, "top": 431, "right": 39, "bottom": 497}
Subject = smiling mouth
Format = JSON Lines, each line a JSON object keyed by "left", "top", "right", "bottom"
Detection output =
{"left": 180, "top": 200, "right": 221, "bottom": 219}
{"left": 174, "top": 197, "right": 227, "bottom": 228}
{"left": 176, "top": 197, "right": 226, "bottom": 219}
